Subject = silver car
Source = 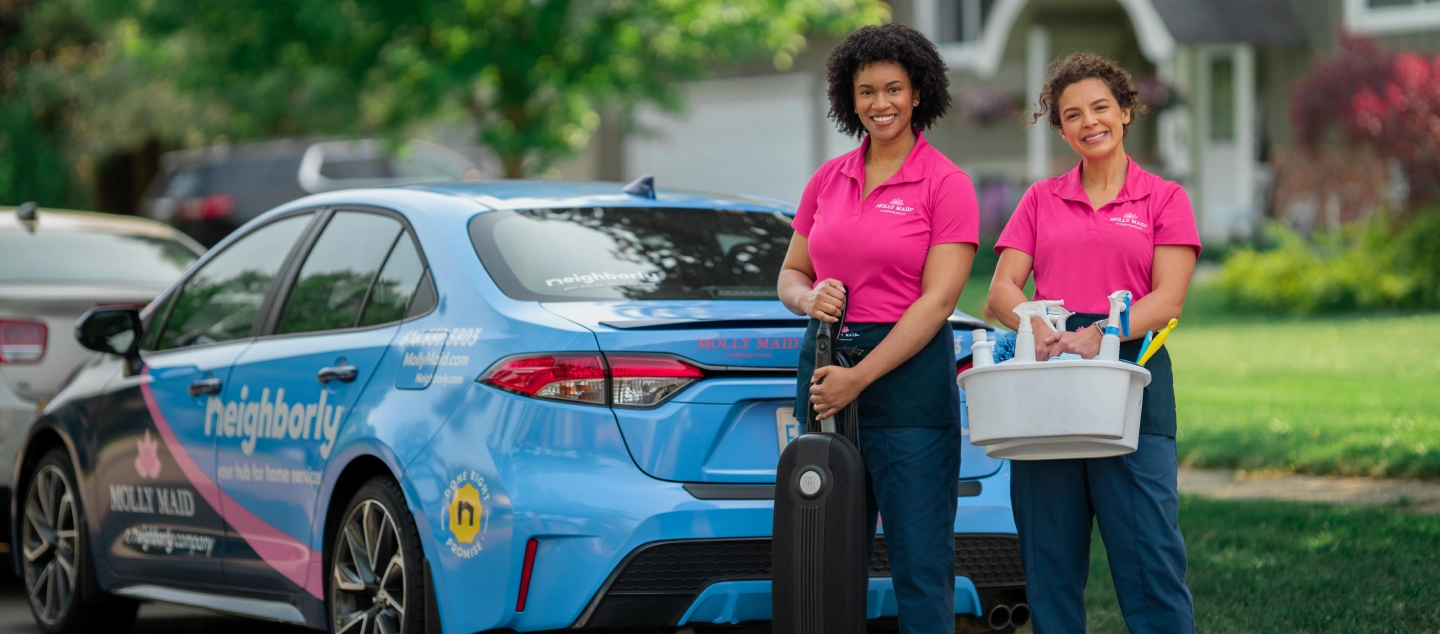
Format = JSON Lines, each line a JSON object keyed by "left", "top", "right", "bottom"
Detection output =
{"left": 0, "top": 204, "right": 204, "bottom": 526}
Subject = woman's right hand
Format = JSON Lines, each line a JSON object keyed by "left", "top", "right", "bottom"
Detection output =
{"left": 1030, "top": 316, "right": 1057, "bottom": 361}
{"left": 800, "top": 279, "right": 847, "bottom": 322}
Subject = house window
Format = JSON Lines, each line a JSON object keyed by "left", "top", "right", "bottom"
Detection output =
{"left": 1345, "top": 0, "right": 1440, "bottom": 34}
{"left": 937, "top": 0, "right": 998, "bottom": 44}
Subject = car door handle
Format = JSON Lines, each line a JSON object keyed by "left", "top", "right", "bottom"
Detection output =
{"left": 188, "top": 378, "right": 223, "bottom": 396}
{"left": 318, "top": 364, "right": 359, "bottom": 384}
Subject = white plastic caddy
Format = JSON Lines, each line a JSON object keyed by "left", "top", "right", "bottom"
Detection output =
{"left": 958, "top": 359, "right": 1151, "bottom": 460}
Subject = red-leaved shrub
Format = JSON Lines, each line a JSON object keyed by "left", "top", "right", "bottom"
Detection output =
{"left": 1291, "top": 34, "right": 1440, "bottom": 207}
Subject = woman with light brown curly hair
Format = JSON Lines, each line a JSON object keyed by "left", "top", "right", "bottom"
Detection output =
{"left": 987, "top": 53, "right": 1200, "bottom": 633}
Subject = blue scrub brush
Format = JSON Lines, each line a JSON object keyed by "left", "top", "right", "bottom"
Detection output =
{"left": 985, "top": 331, "right": 1079, "bottom": 363}
{"left": 991, "top": 331, "right": 1017, "bottom": 363}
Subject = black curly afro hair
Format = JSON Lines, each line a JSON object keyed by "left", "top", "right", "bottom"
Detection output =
{"left": 825, "top": 23, "right": 952, "bottom": 139}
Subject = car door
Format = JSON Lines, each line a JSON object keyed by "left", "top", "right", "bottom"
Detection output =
{"left": 216, "top": 209, "right": 428, "bottom": 591}
{"left": 95, "top": 212, "right": 316, "bottom": 583}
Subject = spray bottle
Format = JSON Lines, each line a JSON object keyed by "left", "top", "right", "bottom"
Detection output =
{"left": 1044, "top": 303, "right": 1075, "bottom": 336}
{"left": 1098, "top": 290, "right": 1132, "bottom": 361}
{"left": 970, "top": 329, "right": 994, "bottom": 367}
{"left": 1010, "top": 300, "right": 1067, "bottom": 364}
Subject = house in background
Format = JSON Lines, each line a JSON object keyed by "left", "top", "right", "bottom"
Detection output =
{"left": 570, "top": 0, "right": 1440, "bottom": 245}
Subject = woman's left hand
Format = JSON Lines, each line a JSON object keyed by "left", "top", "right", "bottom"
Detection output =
{"left": 809, "top": 365, "right": 870, "bottom": 420}
{"left": 1044, "top": 325, "right": 1104, "bottom": 359}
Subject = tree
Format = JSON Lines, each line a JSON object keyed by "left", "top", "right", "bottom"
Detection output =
{"left": 1291, "top": 34, "right": 1440, "bottom": 208}
{"left": 112, "top": 0, "right": 889, "bottom": 178}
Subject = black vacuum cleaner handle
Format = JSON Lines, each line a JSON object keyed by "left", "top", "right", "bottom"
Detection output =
{"left": 808, "top": 284, "right": 847, "bottom": 434}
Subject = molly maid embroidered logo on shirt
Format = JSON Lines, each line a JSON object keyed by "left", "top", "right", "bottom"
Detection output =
{"left": 1109, "top": 211, "right": 1148, "bottom": 231}
{"left": 875, "top": 197, "right": 914, "bottom": 216}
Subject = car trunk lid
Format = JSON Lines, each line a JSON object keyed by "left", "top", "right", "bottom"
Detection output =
{"left": 543, "top": 300, "right": 1003, "bottom": 483}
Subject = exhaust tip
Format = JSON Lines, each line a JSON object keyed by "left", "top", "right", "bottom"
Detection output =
{"left": 987, "top": 603, "right": 1012, "bottom": 630}
{"left": 1008, "top": 603, "right": 1031, "bottom": 628}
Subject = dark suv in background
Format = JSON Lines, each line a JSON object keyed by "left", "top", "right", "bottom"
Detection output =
{"left": 140, "top": 138, "right": 482, "bottom": 245}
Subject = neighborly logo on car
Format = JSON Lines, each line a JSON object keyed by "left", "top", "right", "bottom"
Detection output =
{"left": 203, "top": 385, "right": 344, "bottom": 458}
{"left": 443, "top": 471, "right": 491, "bottom": 559}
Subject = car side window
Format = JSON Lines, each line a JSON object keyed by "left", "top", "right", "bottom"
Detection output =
{"left": 156, "top": 213, "right": 314, "bottom": 351}
{"left": 275, "top": 211, "right": 402, "bottom": 335}
{"left": 358, "top": 233, "right": 427, "bottom": 327}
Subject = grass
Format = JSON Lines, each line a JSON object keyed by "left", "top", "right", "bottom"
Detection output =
{"left": 1076, "top": 496, "right": 1440, "bottom": 633}
{"left": 1171, "top": 306, "right": 1440, "bottom": 479}
{"left": 957, "top": 276, "right": 1440, "bottom": 479}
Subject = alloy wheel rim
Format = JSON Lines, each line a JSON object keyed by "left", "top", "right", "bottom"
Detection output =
{"left": 332, "top": 499, "right": 406, "bottom": 634}
{"left": 22, "top": 464, "right": 79, "bottom": 626}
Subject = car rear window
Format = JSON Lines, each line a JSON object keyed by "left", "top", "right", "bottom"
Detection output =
{"left": 470, "top": 207, "right": 793, "bottom": 302}
{"left": 0, "top": 230, "right": 201, "bottom": 285}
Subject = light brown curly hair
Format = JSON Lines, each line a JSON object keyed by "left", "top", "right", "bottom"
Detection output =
{"left": 1030, "top": 53, "right": 1148, "bottom": 132}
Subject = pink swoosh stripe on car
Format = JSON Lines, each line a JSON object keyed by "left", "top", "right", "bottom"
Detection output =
{"left": 140, "top": 374, "right": 325, "bottom": 598}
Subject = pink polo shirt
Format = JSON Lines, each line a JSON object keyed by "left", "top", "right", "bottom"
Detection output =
{"left": 794, "top": 131, "right": 979, "bottom": 323}
{"left": 995, "top": 158, "right": 1202, "bottom": 314}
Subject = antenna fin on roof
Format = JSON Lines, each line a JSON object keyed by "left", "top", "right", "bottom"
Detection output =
{"left": 16, "top": 201, "right": 38, "bottom": 232}
{"left": 622, "top": 175, "right": 656, "bottom": 199}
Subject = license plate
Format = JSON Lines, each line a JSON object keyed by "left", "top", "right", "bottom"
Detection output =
{"left": 776, "top": 407, "right": 800, "bottom": 452}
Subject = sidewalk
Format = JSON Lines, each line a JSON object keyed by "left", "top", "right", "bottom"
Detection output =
{"left": 1178, "top": 467, "right": 1440, "bottom": 513}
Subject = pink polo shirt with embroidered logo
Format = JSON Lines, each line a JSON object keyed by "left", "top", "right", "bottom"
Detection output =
{"left": 793, "top": 131, "right": 979, "bottom": 323}
{"left": 995, "top": 158, "right": 1202, "bottom": 314}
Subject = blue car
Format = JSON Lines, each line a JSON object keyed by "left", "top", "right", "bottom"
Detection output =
{"left": 12, "top": 179, "right": 1023, "bottom": 634}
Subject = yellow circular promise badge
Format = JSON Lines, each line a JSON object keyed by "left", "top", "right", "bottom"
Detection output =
{"left": 443, "top": 470, "right": 490, "bottom": 558}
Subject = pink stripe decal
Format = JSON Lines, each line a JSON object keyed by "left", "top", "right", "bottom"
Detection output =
{"left": 140, "top": 373, "right": 325, "bottom": 598}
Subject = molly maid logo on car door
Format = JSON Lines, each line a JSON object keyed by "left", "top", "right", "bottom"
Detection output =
{"left": 875, "top": 197, "right": 914, "bottom": 216}
{"left": 135, "top": 430, "right": 162, "bottom": 479}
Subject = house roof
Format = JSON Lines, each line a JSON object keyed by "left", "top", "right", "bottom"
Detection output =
{"left": 1149, "top": 0, "right": 1307, "bottom": 45}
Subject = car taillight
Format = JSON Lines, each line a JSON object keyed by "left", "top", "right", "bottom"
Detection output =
{"left": 607, "top": 355, "right": 704, "bottom": 407}
{"left": 477, "top": 353, "right": 704, "bottom": 407}
{"left": 480, "top": 354, "right": 607, "bottom": 404}
{"left": 176, "top": 194, "right": 235, "bottom": 222}
{"left": 0, "top": 319, "right": 47, "bottom": 364}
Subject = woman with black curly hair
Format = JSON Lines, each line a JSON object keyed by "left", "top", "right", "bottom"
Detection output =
{"left": 988, "top": 53, "right": 1199, "bottom": 633}
{"left": 777, "top": 22, "right": 978, "bottom": 632}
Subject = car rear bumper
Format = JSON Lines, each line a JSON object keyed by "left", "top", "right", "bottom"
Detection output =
{"left": 577, "top": 532, "right": 1024, "bottom": 628}
{"left": 421, "top": 388, "right": 1018, "bottom": 633}
{"left": 507, "top": 465, "right": 1018, "bottom": 632}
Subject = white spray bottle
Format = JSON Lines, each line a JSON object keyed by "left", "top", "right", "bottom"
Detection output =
{"left": 1011, "top": 300, "right": 1067, "bottom": 363}
{"left": 970, "top": 329, "right": 994, "bottom": 368}
{"left": 1098, "top": 290, "right": 1132, "bottom": 361}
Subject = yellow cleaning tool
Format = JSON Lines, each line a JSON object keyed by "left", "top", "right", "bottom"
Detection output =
{"left": 1139, "top": 318, "right": 1178, "bottom": 366}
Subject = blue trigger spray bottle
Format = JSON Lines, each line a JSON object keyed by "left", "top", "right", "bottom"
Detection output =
{"left": 1098, "top": 290, "right": 1132, "bottom": 361}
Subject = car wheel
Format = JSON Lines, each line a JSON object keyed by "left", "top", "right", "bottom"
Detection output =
{"left": 22, "top": 449, "right": 139, "bottom": 634}
{"left": 329, "top": 477, "right": 425, "bottom": 634}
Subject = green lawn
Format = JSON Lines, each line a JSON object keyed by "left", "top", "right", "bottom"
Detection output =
{"left": 1077, "top": 496, "right": 1440, "bottom": 633}
{"left": 957, "top": 277, "right": 1440, "bottom": 479}
{"left": 1171, "top": 309, "right": 1440, "bottom": 478}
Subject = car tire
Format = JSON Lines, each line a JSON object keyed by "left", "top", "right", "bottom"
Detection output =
{"left": 21, "top": 449, "right": 139, "bottom": 634}
{"left": 329, "top": 476, "right": 426, "bottom": 634}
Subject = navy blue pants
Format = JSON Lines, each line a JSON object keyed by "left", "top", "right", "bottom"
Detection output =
{"left": 1010, "top": 434, "right": 1195, "bottom": 634}
{"left": 860, "top": 424, "right": 961, "bottom": 634}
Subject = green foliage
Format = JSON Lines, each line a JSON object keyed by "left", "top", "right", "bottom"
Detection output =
{"left": 1084, "top": 497, "right": 1440, "bottom": 632}
{"left": 1217, "top": 213, "right": 1440, "bottom": 314}
{"left": 106, "top": 0, "right": 890, "bottom": 177}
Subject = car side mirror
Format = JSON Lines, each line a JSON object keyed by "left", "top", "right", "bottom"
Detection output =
{"left": 75, "top": 307, "right": 143, "bottom": 358}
